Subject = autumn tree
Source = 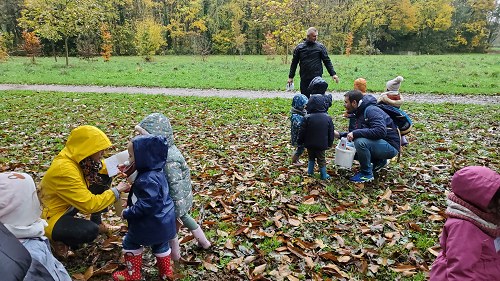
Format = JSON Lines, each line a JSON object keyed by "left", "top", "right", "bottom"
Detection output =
{"left": 414, "top": 0, "right": 454, "bottom": 53}
{"left": 165, "top": 0, "right": 208, "bottom": 54}
{"left": 19, "top": 0, "right": 121, "bottom": 65}
{"left": 0, "top": 33, "right": 9, "bottom": 61}
{"left": 135, "top": 18, "right": 166, "bottom": 61}
{"left": 0, "top": 0, "right": 23, "bottom": 50}
{"left": 450, "top": 0, "right": 497, "bottom": 52}
{"left": 21, "top": 30, "right": 41, "bottom": 63}
{"left": 100, "top": 24, "right": 113, "bottom": 62}
{"left": 259, "top": 0, "right": 306, "bottom": 63}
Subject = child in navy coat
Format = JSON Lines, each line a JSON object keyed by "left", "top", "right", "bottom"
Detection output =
{"left": 113, "top": 135, "right": 176, "bottom": 281}
{"left": 298, "top": 78, "right": 334, "bottom": 180}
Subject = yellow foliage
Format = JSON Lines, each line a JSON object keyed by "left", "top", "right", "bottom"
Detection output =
{"left": 135, "top": 18, "right": 166, "bottom": 61}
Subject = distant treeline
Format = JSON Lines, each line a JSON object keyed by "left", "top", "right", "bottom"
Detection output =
{"left": 0, "top": 0, "right": 499, "bottom": 60}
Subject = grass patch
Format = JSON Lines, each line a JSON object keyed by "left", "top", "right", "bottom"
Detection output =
{"left": 0, "top": 54, "right": 498, "bottom": 94}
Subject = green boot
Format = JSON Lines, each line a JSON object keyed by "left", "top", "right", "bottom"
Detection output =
{"left": 320, "top": 166, "right": 331, "bottom": 180}
{"left": 307, "top": 161, "right": 315, "bottom": 176}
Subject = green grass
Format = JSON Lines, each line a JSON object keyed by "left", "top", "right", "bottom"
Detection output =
{"left": 0, "top": 90, "right": 499, "bottom": 280}
{"left": 0, "top": 54, "right": 499, "bottom": 94}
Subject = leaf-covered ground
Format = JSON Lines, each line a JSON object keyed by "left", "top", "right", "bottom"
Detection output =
{"left": 0, "top": 91, "right": 499, "bottom": 280}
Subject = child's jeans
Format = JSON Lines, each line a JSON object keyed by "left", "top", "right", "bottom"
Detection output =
{"left": 122, "top": 235, "right": 170, "bottom": 254}
{"left": 294, "top": 146, "right": 305, "bottom": 157}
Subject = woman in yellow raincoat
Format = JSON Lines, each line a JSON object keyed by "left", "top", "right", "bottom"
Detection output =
{"left": 39, "top": 125, "right": 129, "bottom": 257}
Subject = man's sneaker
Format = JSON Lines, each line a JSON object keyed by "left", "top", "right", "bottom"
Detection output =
{"left": 349, "top": 172, "right": 374, "bottom": 183}
{"left": 373, "top": 159, "right": 388, "bottom": 173}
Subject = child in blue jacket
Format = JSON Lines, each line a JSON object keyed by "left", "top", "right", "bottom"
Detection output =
{"left": 113, "top": 135, "right": 176, "bottom": 281}
{"left": 290, "top": 94, "right": 308, "bottom": 166}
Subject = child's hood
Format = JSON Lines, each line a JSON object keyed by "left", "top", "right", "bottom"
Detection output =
{"left": 306, "top": 94, "right": 330, "bottom": 113}
{"left": 136, "top": 113, "right": 174, "bottom": 147}
{"left": 307, "top": 76, "right": 328, "bottom": 95}
{"left": 292, "top": 94, "right": 308, "bottom": 110}
{"left": 451, "top": 166, "right": 500, "bottom": 211}
{"left": 132, "top": 135, "right": 168, "bottom": 171}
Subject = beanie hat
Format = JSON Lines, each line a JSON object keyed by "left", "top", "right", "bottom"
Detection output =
{"left": 307, "top": 76, "right": 328, "bottom": 95}
{"left": 353, "top": 78, "right": 367, "bottom": 93}
{"left": 292, "top": 94, "right": 308, "bottom": 110}
{"left": 0, "top": 172, "right": 47, "bottom": 238}
{"left": 386, "top": 76, "right": 404, "bottom": 92}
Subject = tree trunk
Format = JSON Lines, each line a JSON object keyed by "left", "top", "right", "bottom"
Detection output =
{"left": 64, "top": 37, "right": 69, "bottom": 66}
{"left": 52, "top": 42, "right": 57, "bottom": 62}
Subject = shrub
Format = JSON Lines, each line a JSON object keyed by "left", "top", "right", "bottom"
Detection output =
{"left": 21, "top": 31, "right": 42, "bottom": 63}
{"left": 134, "top": 18, "right": 166, "bottom": 62}
{"left": 0, "top": 33, "right": 9, "bottom": 61}
{"left": 100, "top": 24, "right": 113, "bottom": 62}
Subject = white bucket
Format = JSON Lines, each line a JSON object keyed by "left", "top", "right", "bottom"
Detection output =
{"left": 334, "top": 145, "right": 356, "bottom": 169}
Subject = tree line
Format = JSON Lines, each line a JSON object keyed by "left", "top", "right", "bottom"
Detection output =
{"left": 0, "top": 0, "right": 499, "bottom": 63}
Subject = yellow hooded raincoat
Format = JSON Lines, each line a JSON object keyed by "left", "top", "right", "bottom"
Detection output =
{"left": 40, "top": 125, "right": 116, "bottom": 240}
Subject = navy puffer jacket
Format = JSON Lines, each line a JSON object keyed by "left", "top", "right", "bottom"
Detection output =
{"left": 123, "top": 135, "right": 176, "bottom": 246}
{"left": 343, "top": 95, "right": 400, "bottom": 151}
{"left": 297, "top": 95, "right": 334, "bottom": 150}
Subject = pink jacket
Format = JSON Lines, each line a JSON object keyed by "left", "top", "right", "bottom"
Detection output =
{"left": 429, "top": 166, "right": 500, "bottom": 281}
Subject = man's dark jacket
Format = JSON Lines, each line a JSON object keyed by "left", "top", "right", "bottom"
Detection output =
{"left": 297, "top": 94, "right": 334, "bottom": 150}
{"left": 340, "top": 95, "right": 401, "bottom": 151}
{"left": 288, "top": 40, "right": 336, "bottom": 80}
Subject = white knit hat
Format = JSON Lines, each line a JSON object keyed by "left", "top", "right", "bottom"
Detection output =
{"left": 0, "top": 172, "right": 47, "bottom": 238}
{"left": 386, "top": 76, "right": 404, "bottom": 92}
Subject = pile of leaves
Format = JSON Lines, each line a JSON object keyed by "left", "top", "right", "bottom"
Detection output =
{"left": 0, "top": 91, "right": 498, "bottom": 280}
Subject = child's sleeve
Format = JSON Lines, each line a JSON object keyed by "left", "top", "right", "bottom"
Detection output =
{"left": 297, "top": 117, "right": 308, "bottom": 146}
{"left": 327, "top": 118, "right": 334, "bottom": 147}
{"left": 442, "top": 220, "right": 485, "bottom": 280}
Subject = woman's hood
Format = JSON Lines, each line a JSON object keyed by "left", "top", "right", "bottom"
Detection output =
{"left": 137, "top": 113, "right": 174, "bottom": 147}
{"left": 451, "top": 166, "right": 500, "bottom": 211}
{"left": 64, "top": 125, "right": 112, "bottom": 163}
{"left": 132, "top": 135, "right": 168, "bottom": 171}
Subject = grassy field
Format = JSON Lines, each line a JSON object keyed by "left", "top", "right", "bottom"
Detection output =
{"left": 1, "top": 90, "right": 499, "bottom": 280}
{"left": 0, "top": 54, "right": 499, "bottom": 95}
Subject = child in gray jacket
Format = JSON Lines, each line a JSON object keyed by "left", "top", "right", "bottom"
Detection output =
{"left": 135, "top": 113, "right": 211, "bottom": 260}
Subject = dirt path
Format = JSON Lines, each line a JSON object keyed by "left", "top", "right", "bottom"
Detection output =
{"left": 1, "top": 84, "right": 499, "bottom": 105}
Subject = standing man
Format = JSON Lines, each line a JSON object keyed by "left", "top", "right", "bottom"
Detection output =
{"left": 288, "top": 27, "right": 339, "bottom": 98}
{"left": 335, "top": 90, "right": 400, "bottom": 183}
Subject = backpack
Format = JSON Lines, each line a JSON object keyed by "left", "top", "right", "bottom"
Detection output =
{"left": 365, "top": 104, "right": 412, "bottom": 135}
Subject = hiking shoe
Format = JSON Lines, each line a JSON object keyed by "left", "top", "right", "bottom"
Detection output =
{"left": 349, "top": 172, "right": 374, "bottom": 183}
{"left": 373, "top": 159, "right": 388, "bottom": 173}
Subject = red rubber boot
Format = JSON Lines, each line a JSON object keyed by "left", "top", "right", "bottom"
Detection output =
{"left": 112, "top": 251, "right": 142, "bottom": 281}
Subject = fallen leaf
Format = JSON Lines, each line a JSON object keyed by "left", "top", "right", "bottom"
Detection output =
{"left": 337, "top": 255, "right": 351, "bottom": 263}
{"left": 303, "top": 197, "right": 315, "bottom": 205}
{"left": 225, "top": 239, "right": 234, "bottom": 249}
{"left": 288, "top": 218, "right": 301, "bottom": 227}
{"left": 380, "top": 188, "right": 392, "bottom": 201}
{"left": 202, "top": 261, "right": 218, "bottom": 272}
{"left": 428, "top": 214, "right": 445, "bottom": 221}
{"left": 253, "top": 263, "right": 267, "bottom": 275}
{"left": 304, "top": 257, "right": 314, "bottom": 268}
